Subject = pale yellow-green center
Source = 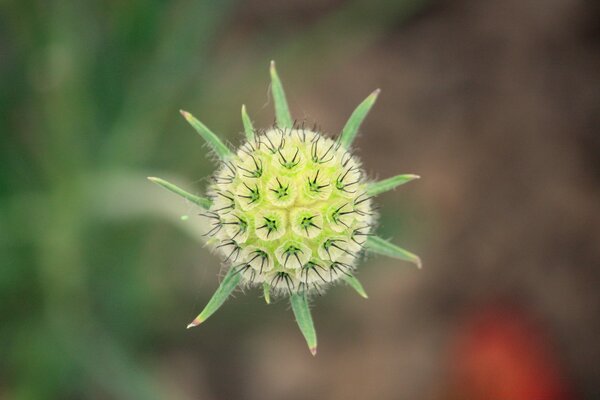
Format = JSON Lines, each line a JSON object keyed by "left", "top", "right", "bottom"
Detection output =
{"left": 203, "top": 128, "right": 374, "bottom": 294}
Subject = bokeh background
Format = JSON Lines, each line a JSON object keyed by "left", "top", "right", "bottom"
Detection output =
{"left": 1, "top": 0, "right": 599, "bottom": 399}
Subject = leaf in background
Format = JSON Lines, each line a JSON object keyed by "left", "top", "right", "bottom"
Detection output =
{"left": 342, "top": 275, "right": 369, "bottom": 299}
{"left": 290, "top": 292, "right": 317, "bottom": 355}
{"left": 102, "top": 1, "right": 236, "bottom": 164}
{"left": 180, "top": 110, "right": 233, "bottom": 159}
{"left": 366, "top": 235, "right": 421, "bottom": 268}
{"left": 338, "top": 89, "right": 380, "bottom": 149}
{"left": 367, "top": 174, "right": 420, "bottom": 196}
{"left": 187, "top": 266, "right": 242, "bottom": 328}
{"left": 263, "top": 282, "right": 271, "bottom": 304}
{"left": 241, "top": 104, "right": 255, "bottom": 141}
{"left": 147, "top": 176, "right": 211, "bottom": 208}
{"left": 269, "top": 61, "right": 293, "bottom": 129}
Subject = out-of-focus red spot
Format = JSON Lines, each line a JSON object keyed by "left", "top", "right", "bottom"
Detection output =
{"left": 448, "top": 307, "right": 574, "bottom": 400}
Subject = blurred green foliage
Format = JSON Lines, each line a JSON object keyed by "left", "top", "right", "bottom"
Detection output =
{"left": 0, "top": 0, "right": 427, "bottom": 398}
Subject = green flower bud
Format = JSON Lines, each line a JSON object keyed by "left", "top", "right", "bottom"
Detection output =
{"left": 202, "top": 127, "right": 372, "bottom": 294}
{"left": 149, "top": 61, "right": 422, "bottom": 355}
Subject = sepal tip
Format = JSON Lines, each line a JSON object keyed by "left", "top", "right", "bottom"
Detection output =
{"left": 186, "top": 319, "right": 202, "bottom": 329}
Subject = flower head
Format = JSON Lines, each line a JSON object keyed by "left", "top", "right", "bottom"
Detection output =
{"left": 149, "top": 61, "right": 421, "bottom": 355}
{"left": 204, "top": 127, "right": 374, "bottom": 295}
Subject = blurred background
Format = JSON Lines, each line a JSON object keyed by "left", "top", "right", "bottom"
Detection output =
{"left": 1, "top": 0, "right": 599, "bottom": 399}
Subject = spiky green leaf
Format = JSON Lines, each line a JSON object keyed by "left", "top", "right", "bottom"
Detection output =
{"left": 180, "top": 110, "right": 233, "bottom": 159}
{"left": 338, "top": 89, "right": 380, "bottom": 149}
{"left": 290, "top": 292, "right": 317, "bottom": 356}
{"left": 241, "top": 104, "right": 255, "bottom": 141}
{"left": 365, "top": 235, "right": 421, "bottom": 268}
{"left": 187, "top": 266, "right": 242, "bottom": 328}
{"left": 367, "top": 174, "right": 420, "bottom": 196}
{"left": 269, "top": 61, "right": 293, "bottom": 129}
{"left": 342, "top": 275, "right": 368, "bottom": 299}
{"left": 263, "top": 282, "right": 271, "bottom": 304}
{"left": 148, "top": 177, "right": 212, "bottom": 209}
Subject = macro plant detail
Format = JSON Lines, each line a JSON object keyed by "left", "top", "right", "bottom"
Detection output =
{"left": 149, "top": 61, "right": 421, "bottom": 355}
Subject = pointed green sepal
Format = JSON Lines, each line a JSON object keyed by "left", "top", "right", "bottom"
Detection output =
{"left": 367, "top": 174, "right": 420, "bottom": 196}
{"left": 269, "top": 61, "right": 293, "bottom": 129}
{"left": 241, "top": 104, "right": 255, "bottom": 141}
{"left": 180, "top": 110, "right": 233, "bottom": 159}
{"left": 365, "top": 235, "right": 422, "bottom": 269}
{"left": 338, "top": 88, "right": 380, "bottom": 149}
{"left": 342, "top": 275, "right": 368, "bottom": 299}
{"left": 186, "top": 266, "right": 242, "bottom": 328}
{"left": 263, "top": 282, "right": 271, "bottom": 304}
{"left": 148, "top": 177, "right": 212, "bottom": 209}
{"left": 290, "top": 292, "right": 317, "bottom": 356}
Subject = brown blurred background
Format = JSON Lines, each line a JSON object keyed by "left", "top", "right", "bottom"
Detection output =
{"left": 1, "top": 0, "right": 599, "bottom": 399}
